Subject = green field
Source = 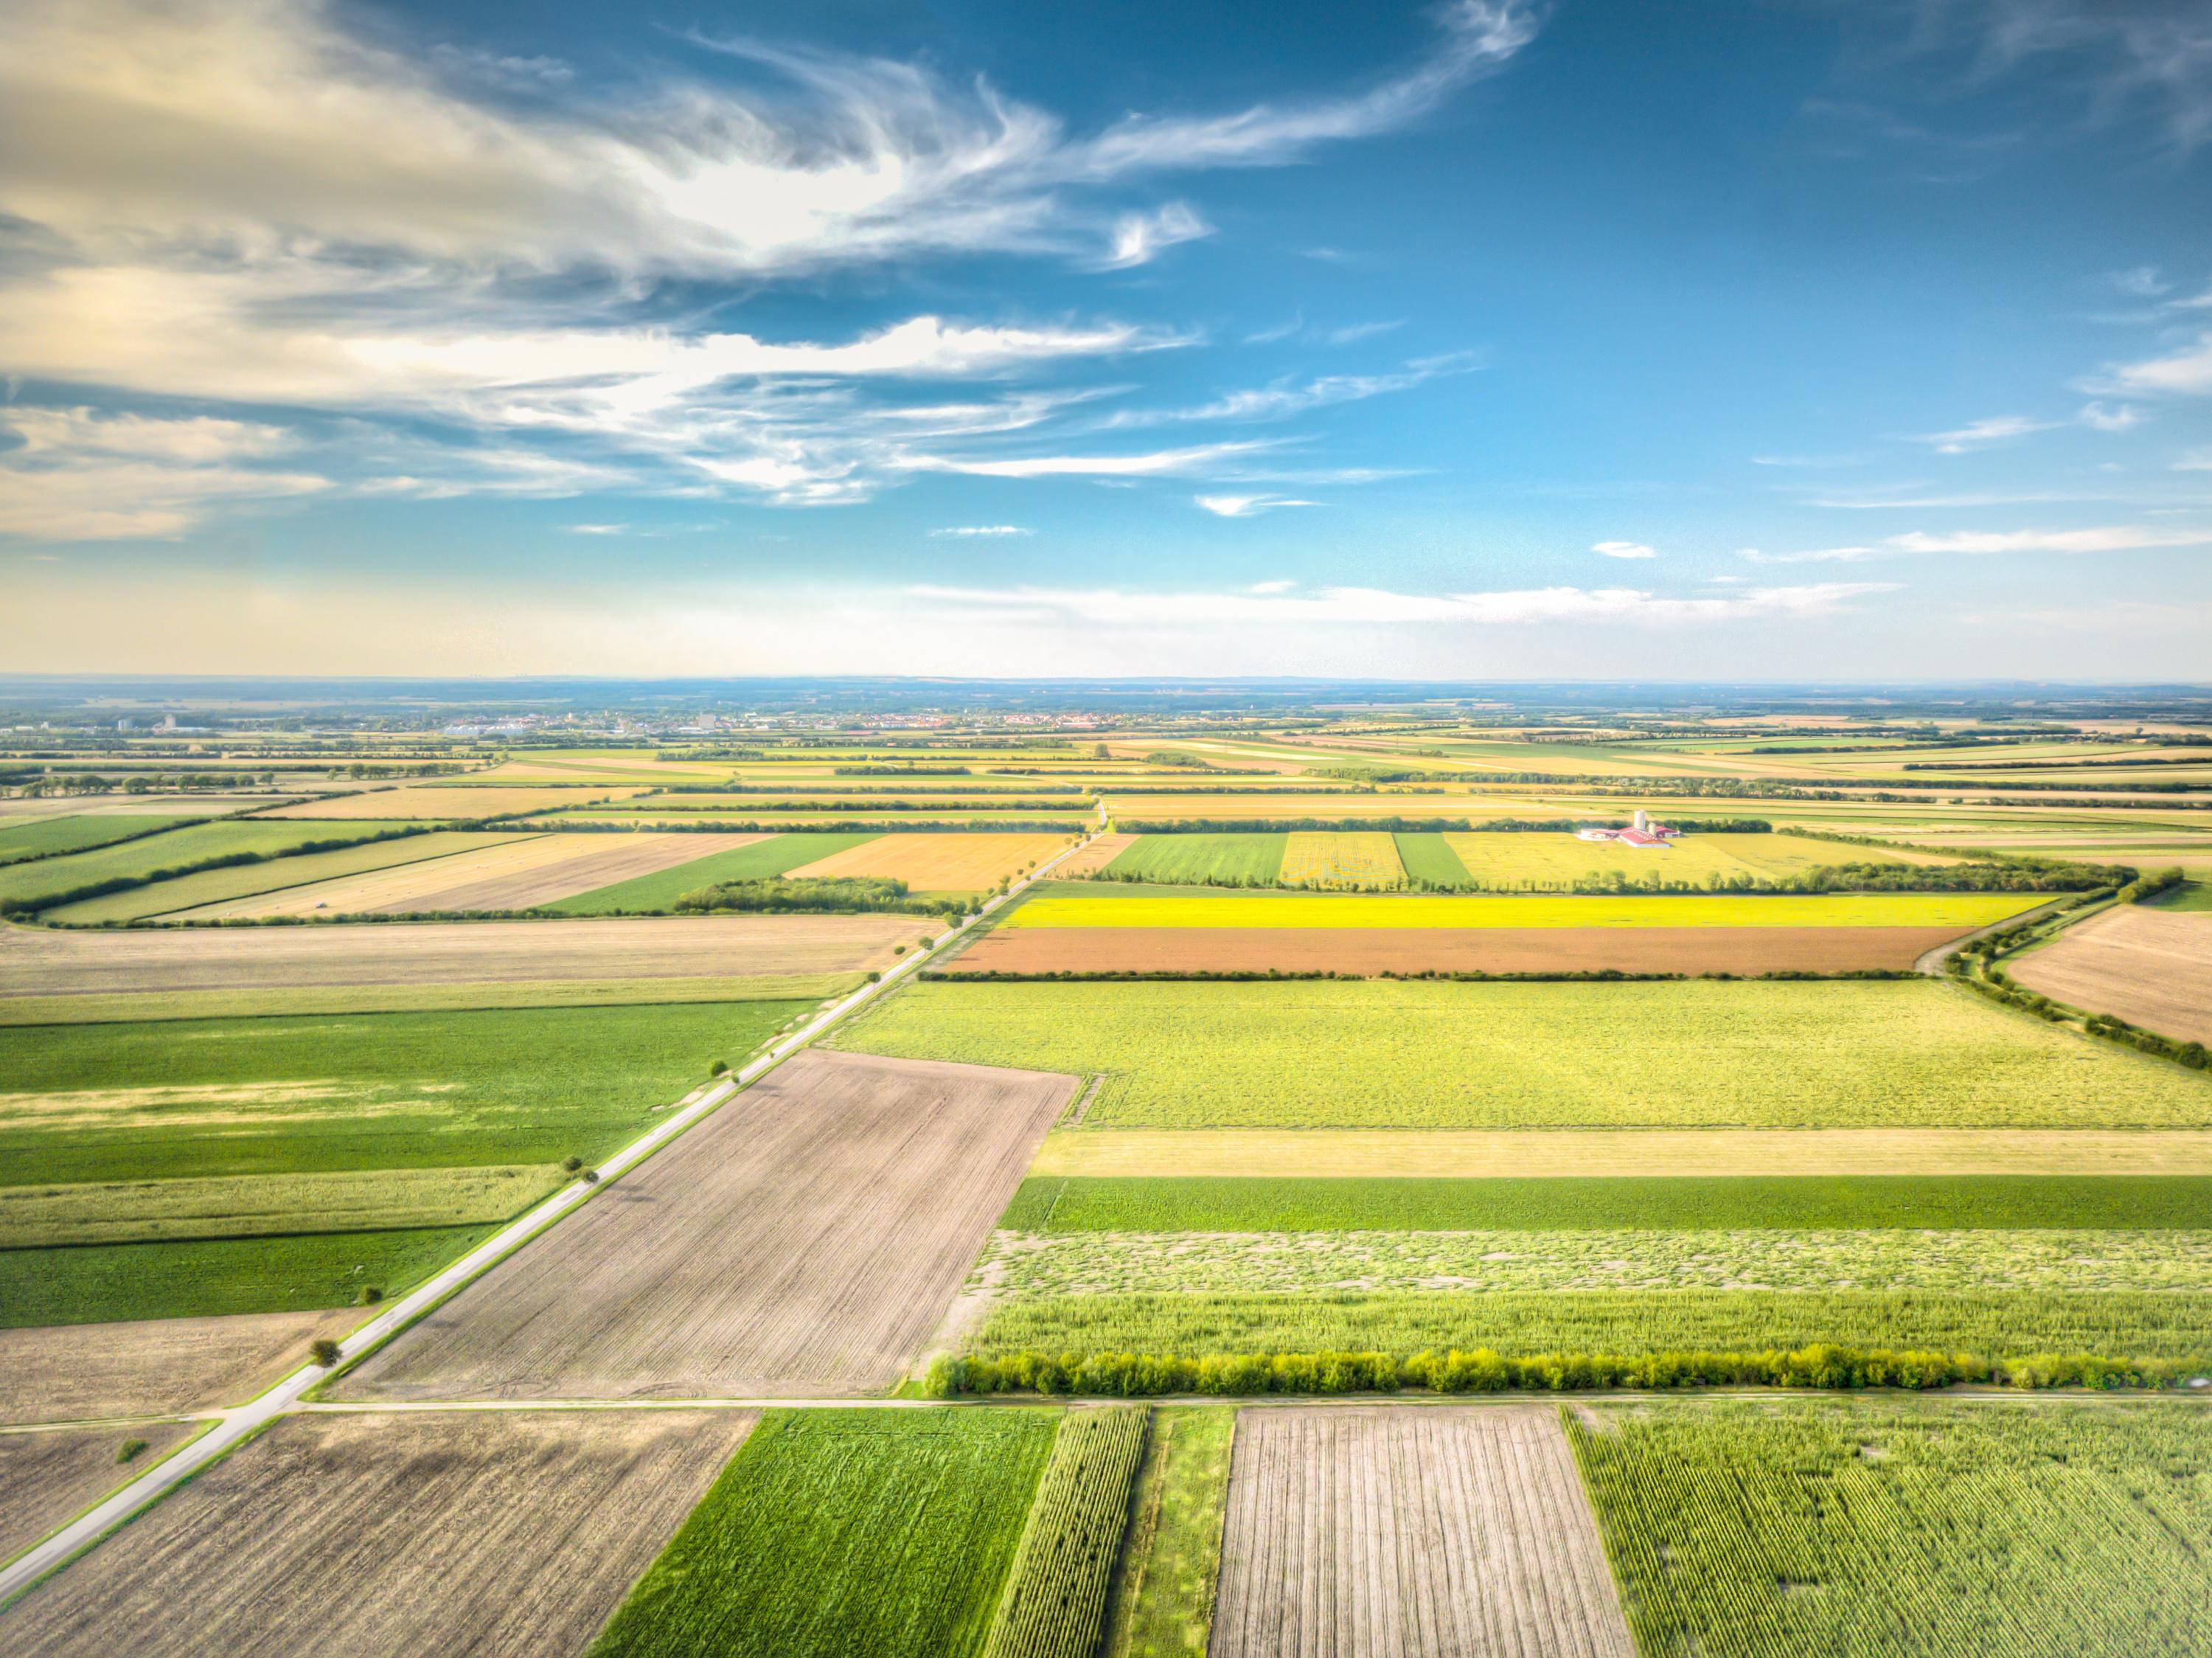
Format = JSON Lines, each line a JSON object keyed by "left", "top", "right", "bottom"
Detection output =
{"left": 0, "top": 999, "right": 805, "bottom": 1185}
{"left": 1099, "top": 1408, "right": 1234, "bottom": 1658}
{"left": 981, "top": 1227, "right": 2212, "bottom": 1297}
{"left": 1392, "top": 833, "right": 1471, "bottom": 884}
{"left": 590, "top": 1409, "right": 1057, "bottom": 1658}
{"left": 0, "top": 819, "right": 414, "bottom": 909}
{"left": 969, "top": 1288, "right": 2212, "bottom": 1363}
{"left": 545, "top": 831, "right": 886, "bottom": 913}
{"left": 0, "top": 814, "right": 201, "bottom": 866}
{"left": 984, "top": 1406, "right": 1147, "bottom": 1658}
{"left": 0, "top": 1224, "right": 495, "bottom": 1327}
{"left": 1101, "top": 835, "right": 1287, "bottom": 885}
{"left": 1002, "top": 887, "right": 2039, "bottom": 929}
{"left": 1572, "top": 1401, "right": 2212, "bottom": 1657}
{"left": 835, "top": 980, "right": 2211, "bottom": 1129}
{"left": 2149, "top": 881, "right": 2212, "bottom": 912}
{"left": 1438, "top": 830, "right": 1909, "bottom": 889}
{"left": 999, "top": 1175, "right": 2212, "bottom": 1233}
{"left": 43, "top": 830, "right": 532, "bottom": 923}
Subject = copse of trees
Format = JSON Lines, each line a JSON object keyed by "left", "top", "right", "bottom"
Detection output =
{"left": 671, "top": 875, "right": 966, "bottom": 918}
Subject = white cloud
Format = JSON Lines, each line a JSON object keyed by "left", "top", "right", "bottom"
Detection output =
{"left": 1326, "top": 321, "right": 1406, "bottom": 345}
{"left": 2112, "top": 266, "right": 2170, "bottom": 296}
{"left": 928, "top": 524, "right": 1032, "bottom": 537}
{"left": 1248, "top": 579, "right": 1298, "bottom": 593}
{"left": 1102, "top": 356, "right": 1478, "bottom": 430}
{"left": 1094, "top": 202, "right": 1212, "bottom": 269}
{"left": 1742, "top": 524, "right": 2212, "bottom": 562}
{"left": 1593, "top": 540, "right": 1657, "bottom": 559}
{"left": 913, "top": 440, "right": 1281, "bottom": 479}
{"left": 1911, "top": 415, "right": 2056, "bottom": 453}
{"left": 563, "top": 524, "right": 628, "bottom": 534}
{"left": 2076, "top": 400, "right": 2145, "bottom": 431}
{"left": 2176, "top": 447, "right": 2212, "bottom": 471}
{"left": 2107, "top": 333, "right": 2212, "bottom": 396}
{"left": 1195, "top": 494, "right": 1318, "bottom": 517}
{"left": 0, "top": 407, "right": 327, "bottom": 538}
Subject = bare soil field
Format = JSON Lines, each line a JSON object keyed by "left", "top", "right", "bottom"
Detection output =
{"left": 786, "top": 831, "right": 1071, "bottom": 892}
{"left": 1029, "top": 1127, "right": 2212, "bottom": 1179}
{"left": 953, "top": 924, "right": 1969, "bottom": 976}
{"left": 0, "top": 915, "right": 931, "bottom": 997}
{"left": 0, "top": 1308, "right": 363, "bottom": 1425}
{"left": 178, "top": 832, "right": 768, "bottom": 918}
{"left": 335, "top": 1050, "right": 1074, "bottom": 1401}
{"left": 2010, "top": 905, "right": 2212, "bottom": 1045}
{"left": 1211, "top": 1404, "right": 1633, "bottom": 1658}
{"left": 1055, "top": 832, "right": 1139, "bottom": 876}
{"left": 0, "top": 1422, "right": 202, "bottom": 1567}
{"left": 0, "top": 1409, "right": 755, "bottom": 1658}
{"left": 257, "top": 785, "right": 655, "bottom": 819}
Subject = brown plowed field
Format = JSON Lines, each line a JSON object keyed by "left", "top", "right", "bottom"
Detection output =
{"left": 785, "top": 832, "right": 1071, "bottom": 892}
{"left": 1211, "top": 1404, "right": 1634, "bottom": 1658}
{"left": 0, "top": 1422, "right": 201, "bottom": 1566}
{"left": 953, "top": 924, "right": 1969, "bottom": 975}
{"left": 0, "top": 1308, "right": 364, "bottom": 1425}
{"left": 335, "top": 1050, "right": 1074, "bottom": 1401}
{"left": 2010, "top": 905, "right": 2212, "bottom": 1045}
{"left": 0, "top": 1409, "right": 754, "bottom": 1658}
{"left": 1054, "top": 832, "right": 1139, "bottom": 876}
{"left": 0, "top": 915, "right": 931, "bottom": 998}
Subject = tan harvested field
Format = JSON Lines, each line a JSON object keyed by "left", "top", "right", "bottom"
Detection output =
{"left": 953, "top": 924, "right": 1971, "bottom": 977}
{"left": 1211, "top": 1405, "right": 1634, "bottom": 1658}
{"left": 0, "top": 914, "right": 930, "bottom": 997}
{"left": 175, "top": 831, "right": 766, "bottom": 917}
{"left": 0, "top": 1422, "right": 203, "bottom": 1567}
{"left": 1054, "top": 831, "right": 1139, "bottom": 875}
{"left": 1105, "top": 794, "right": 1529, "bottom": 820}
{"left": 0, "top": 1409, "right": 756, "bottom": 1658}
{"left": 785, "top": 831, "right": 1071, "bottom": 892}
{"left": 335, "top": 1050, "right": 1074, "bottom": 1401}
{"left": 0, "top": 1308, "right": 364, "bottom": 1425}
{"left": 257, "top": 785, "right": 654, "bottom": 819}
{"left": 1028, "top": 1127, "right": 2212, "bottom": 1179}
{"left": 2010, "top": 905, "right": 2212, "bottom": 1044}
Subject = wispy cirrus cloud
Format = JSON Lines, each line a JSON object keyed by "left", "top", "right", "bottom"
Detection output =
{"left": 1740, "top": 523, "right": 2212, "bottom": 561}
{"left": 0, "top": 407, "right": 328, "bottom": 538}
{"left": 929, "top": 524, "right": 1032, "bottom": 537}
{"left": 1195, "top": 494, "right": 1318, "bottom": 517}
{"left": 1593, "top": 540, "right": 1658, "bottom": 559}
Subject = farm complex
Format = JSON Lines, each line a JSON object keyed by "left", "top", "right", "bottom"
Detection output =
{"left": 5, "top": 688, "right": 2212, "bottom": 1656}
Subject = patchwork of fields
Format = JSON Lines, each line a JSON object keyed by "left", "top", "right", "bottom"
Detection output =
{"left": 259, "top": 784, "right": 655, "bottom": 818}
{"left": 2009, "top": 902, "right": 2212, "bottom": 1044}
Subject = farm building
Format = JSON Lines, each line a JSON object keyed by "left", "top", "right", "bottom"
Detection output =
{"left": 1575, "top": 809, "right": 1677, "bottom": 847}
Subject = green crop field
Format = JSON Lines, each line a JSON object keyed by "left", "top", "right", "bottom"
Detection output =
{"left": 2150, "top": 881, "right": 2212, "bottom": 912}
{"left": 1102, "top": 835, "right": 1287, "bottom": 885}
{"left": 1571, "top": 1400, "right": 2212, "bottom": 1657}
{"left": 1392, "top": 833, "right": 1471, "bottom": 884}
{"left": 0, "top": 1224, "right": 495, "bottom": 1327}
{"left": 0, "top": 819, "right": 414, "bottom": 909}
{"left": 1001, "top": 888, "right": 2039, "bottom": 929}
{"left": 0, "top": 814, "right": 201, "bottom": 866}
{"left": 590, "top": 1409, "right": 1057, "bottom": 1658}
{"left": 983, "top": 1406, "right": 1147, "bottom": 1658}
{"left": 545, "top": 830, "right": 885, "bottom": 912}
{"left": 998, "top": 1175, "right": 2212, "bottom": 1234}
{"left": 1099, "top": 1408, "right": 1234, "bottom": 1658}
{"left": 0, "top": 999, "right": 806, "bottom": 1185}
{"left": 978, "top": 1227, "right": 2212, "bottom": 1298}
{"left": 44, "top": 830, "right": 531, "bottom": 923}
{"left": 835, "top": 980, "right": 2211, "bottom": 1129}
{"left": 968, "top": 1288, "right": 2212, "bottom": 1364}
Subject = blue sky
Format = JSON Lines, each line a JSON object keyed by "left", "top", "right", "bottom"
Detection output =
{"left": 1, "top": 0, "right": 2208, "bottom": 677}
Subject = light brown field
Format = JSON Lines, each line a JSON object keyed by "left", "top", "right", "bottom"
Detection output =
{"left": 1105, "top": 794, "right": 1529, "bottom": 820}
{"left": 1028, "top": 1127, "right": 2212, "bottom": 1179}
{"left": 0, "top": 1308, "right": 364, "bottom": 1425}
{"left": 952, "top": 925, "right": 1968, "bottom": 976}
{"left": 0, "top": 1409, "right": 755, "bottom": 1658}
{"left": 335, "top": 1050, "right": 1074, "bottom": 1401}
{"left": 257, "top": 785, "right": 655, "bottom": 819}
{"left": 2010, "top": 904, "right": 2212, "bottom": 1044}
{"left": 1045, "top": 832, "right": 1137, "bottom": 876}
{"left": 175, "top": 831, "right": 766, "bottom": 917}
{"left": 0, "top": 1422, "right": 203, "bottom": 1567}
{"left": 1211, "top": 1405, "right": 1634, "bottom": 1658}
{"left": 785, "top": 831, "right": 1072, "bottom": 892}
{"left": 0, "top": 914, "right": 931, "bottom": 997}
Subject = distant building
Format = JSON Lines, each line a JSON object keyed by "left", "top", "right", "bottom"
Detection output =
{"left": 1573, "top": 812, "right": 1677, "bottom": 848}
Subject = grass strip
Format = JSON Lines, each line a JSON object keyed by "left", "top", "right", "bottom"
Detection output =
{"left": 983, "top": 1406, "right": 1149, "bottom": 1658}
{"left": 997, "top": 1175, "right": 2212, "bottom": 1234}
{"left": 589, "top": 1408, "right": 1058, "bottom": 1658}
{"left": 0, "top": 814, "right": 202, "bottom": 867}
{"left": 1098, "top": 1408, "right": 1235, "bottom": 1658}
{"left": 0, "top": 1224, "right": 496, "bottom": 1326}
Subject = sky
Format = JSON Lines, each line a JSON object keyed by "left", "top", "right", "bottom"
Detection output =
{"left": 1, "top": 0, "right": 2209, "bottom": 679}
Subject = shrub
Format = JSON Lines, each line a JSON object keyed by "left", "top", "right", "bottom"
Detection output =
{"left": 353, "top": 1285, "right": 383, "bottom": 1305}
{"left": 563, "top": 1154, "right": 583, "bottom": 1172}
{"left": 116, "top": 1438, "right": 148, "bottom": 1465}
{"left": 310, "top": 1338, "right": 343, "bottom": 1368}
{"left": 709, "top": 1058, "right": 729, "bottom": 1076}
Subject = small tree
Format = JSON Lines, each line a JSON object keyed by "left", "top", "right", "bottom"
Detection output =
{"left": 562, "top": 1154, "right": 582, "bottom": 1171}
{"left": 709, "top": 1058, "right": 729, "bottom": 1077}
{"left": 310, "top": 1338, "right": 343, "bottom": 1368}
{"left": 116, "top": 1438, "right": 149, "bottom": 1465}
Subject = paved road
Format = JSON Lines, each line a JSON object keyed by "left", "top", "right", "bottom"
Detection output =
{"left": 0, "top": 830, "right": 1095, "bottom": 1603}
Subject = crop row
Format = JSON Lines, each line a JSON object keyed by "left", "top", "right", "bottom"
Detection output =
{"left": 982, "top": 1406, "right": 1149, "bottom": 1658}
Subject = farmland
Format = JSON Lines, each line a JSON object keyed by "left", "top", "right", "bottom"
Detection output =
{"left": 1439, "top": 830, "right": 1935, "bottom": 887}
{"left": 834, "top": 980, "right": 2212, "bottom": 1129}
{"left": 257, "top": 784, "right": 655, "bottom": 817}
{"left": 1210, "top": 1406, "right": 1632, "bottom": 1658}
{"left": 2008, "top": 903, "right": 2212, "bottom": 1044}
{"left": 1003, "top": 886, "right": 2045, "bottom": 929}
{"left": 1103, "top": 835, "right": 1287, "bottom": 884}
{"left": 786, "top": 832, "right": 1072, "bottom": 893}
{"left": 1570, "top": 1400, "right": 2212, "bottom": 1657}
{"left": 0, "top": 819, "right": 414, "bottom": 911}
{"left": 588, "top": 1409, "right": 1056, "bottom": 1658}
{"left": 984, "top": 1406, "right": 1148, "bottom": 1658}
{"left": 336, "top": 1052, "right": 1074, "bottom": 1401}
{"left": 547, "top": 830, "right": 880, "bottom": 912}
{"left": 1, "top": 1308, "right": 365, "bottom": 1423}
{"left": 0, "top": 814, "right": 198, "bottom": 865}
{"left": 0, "top": 1422, "right": 204, "bottom": 1566}
{"left": 0, "top": 1410, "right": 757, "bottom": 1658}
{"left": 1099, "top": 1407, "right": 1235, "bottom": 1658}
{"left": 1277, "top": 831, "right": 1404, "bottom": 887}
{"left": 46, "top": 829, "right": 536, "bottom": 922}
